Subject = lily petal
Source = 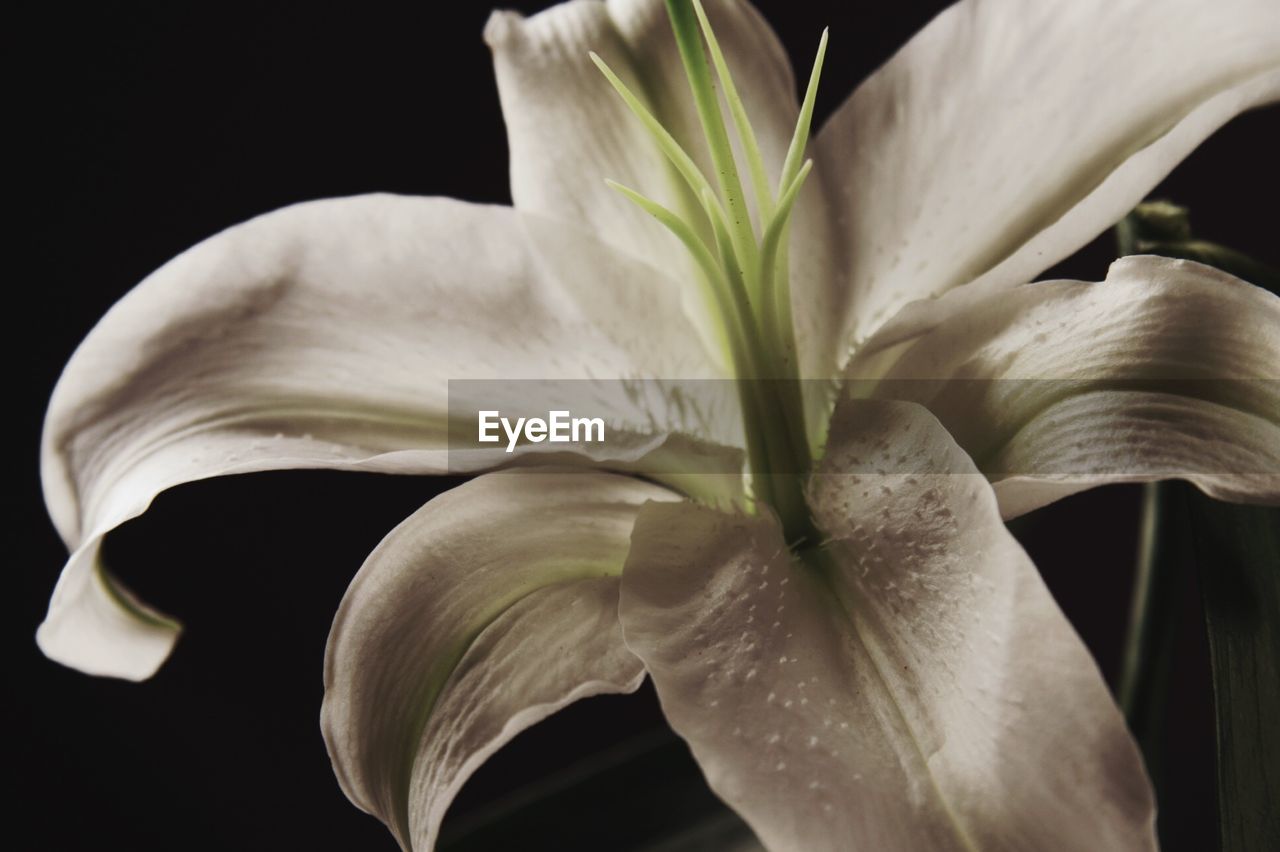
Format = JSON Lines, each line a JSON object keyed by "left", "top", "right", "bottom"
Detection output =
{"left": 486, "top": 0, "right": 804, "bottom": 337}
{"left": 620, "top": 399, "right": 1154, "bottom": 851}
{"left": 322, "top": 470, "right": 673, "bottom": 851}
{"left": 846, "top": 256, "right": 1280, "bottom": 518}
{"left": 40, "top": 193, "right": 732, "bottom": 680}
{"left": 814, "top": 0, "right": 1280, "bottom": 361}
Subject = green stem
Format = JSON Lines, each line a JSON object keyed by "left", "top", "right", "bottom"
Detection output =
{"left": 1117, "top": 482, "right": 1183, "bottom": 826}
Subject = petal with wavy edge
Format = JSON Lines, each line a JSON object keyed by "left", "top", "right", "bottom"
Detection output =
{"left": 620, "top": 399, "right": 1154, "bottom": 851}
{"left": 814, "top": 0, "right": 1280, "bottom": 361}
{"left": 846, "top": 256, "right": 1280, "bottom": 518}
{"left": 323, "top": 470, "right": 675, "bottom": 850}
{"left": 39, "top": 193, "right": 735, "bottom": 680}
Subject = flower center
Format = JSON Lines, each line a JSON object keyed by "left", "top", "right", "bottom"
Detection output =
{"left": 592, "top": 0, "right": 827, "bottom": 545}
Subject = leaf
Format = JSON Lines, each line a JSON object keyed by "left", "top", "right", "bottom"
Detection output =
{"left": 1181, "top": 486, "right": 1280, "bottom": 851}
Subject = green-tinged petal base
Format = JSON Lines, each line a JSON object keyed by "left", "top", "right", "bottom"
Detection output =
{"left": 323, "top": 470, "right": 680, "bottom": 850}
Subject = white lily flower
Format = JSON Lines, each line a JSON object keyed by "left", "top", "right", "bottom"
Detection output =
{"left": 38, "top": 0, "right": 1280, "bottom": 849}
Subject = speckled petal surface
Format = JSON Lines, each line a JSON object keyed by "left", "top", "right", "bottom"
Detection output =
{"left": 846, "top": 256, "right": 1280, "bottom": 518}
{"left": 620, "top": 399, "right": 1154, "bottom": 851}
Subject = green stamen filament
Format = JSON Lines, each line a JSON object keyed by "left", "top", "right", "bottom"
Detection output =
{"left": 604, "top": 179, "right": 778, "bottom": 509}
{"left": 760, "top": 160, "right": 814, "bottom": 475}
{"left": 780, "top": 27, "right": 828, "bottom": 195}
{"left": 691, "top": 0, "right": 774, "bottom": 222}
{"left": 665, "top": 0, "right": 759, "bottom": 278}
{"left": 605, "top": 180, "right": 725, "bottom": 302}
{"left": 589, "top": 51, "right": 727, "bottom": 225}
{"left": 594, "top": 0, "right": 827, "bottom": 544}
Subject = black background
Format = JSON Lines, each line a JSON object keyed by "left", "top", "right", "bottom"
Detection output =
{"left": 14, "top": 1, "right": 1276, "bottom": 849}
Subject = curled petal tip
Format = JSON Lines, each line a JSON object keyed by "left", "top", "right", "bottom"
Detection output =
{"left": 482, "top": 9, "right": 523, "bottom": 47}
